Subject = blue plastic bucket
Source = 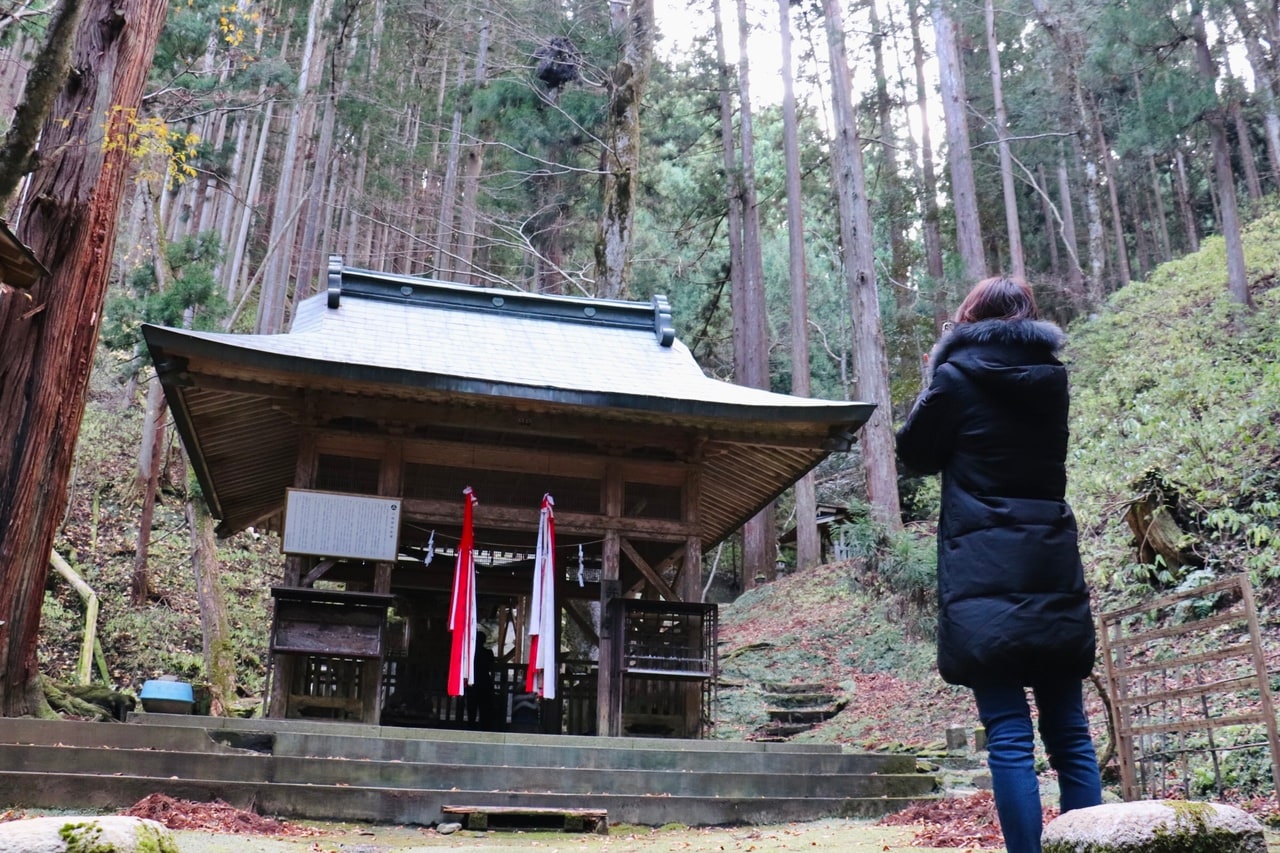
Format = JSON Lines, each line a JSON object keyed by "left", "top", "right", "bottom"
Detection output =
{"left": 139, "top": 679, "right": 194, "bottom": 714}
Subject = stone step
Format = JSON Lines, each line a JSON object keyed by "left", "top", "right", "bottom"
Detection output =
{"left": 761, "top": 692, "right": 838, "bottom": 708}
{"left": 0, "top": 770, "right": 933, "bottom": 827}
{"left": 97, "top": 716, "right": 915, "bottom": 775}
{"left": 765, "top": 705, "right": 845, "bottom": 725}
{"left": 753, "top": 721, "right": 816, "bottom": 739}
{"left": 760, "top": 682, "right": 830, "bottom": 695}
{"left": 0, "top": 743, "right": 935, "bottom": 800}
{"left": 0, "top": 717, "right": 939, "bottom": 827}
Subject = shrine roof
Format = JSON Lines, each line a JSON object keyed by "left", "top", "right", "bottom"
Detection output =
{"left": 142, "top": 256, "right": 874, "bottom": 544}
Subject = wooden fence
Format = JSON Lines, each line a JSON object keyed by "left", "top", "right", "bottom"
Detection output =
{"left": 1098, "top": 573, "right": 1280, "bottom": 805}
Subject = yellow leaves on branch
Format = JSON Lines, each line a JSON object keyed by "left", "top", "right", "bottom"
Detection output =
{"left": 102, "top": 107, "right": 200, "bottom": 189}
{"left": 217, "top": 4, "right": 261, "bottom": 49}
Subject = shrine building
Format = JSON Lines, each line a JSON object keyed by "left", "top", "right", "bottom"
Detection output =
{"left": 142, "top": 256, "right": 873, "bottom": 738}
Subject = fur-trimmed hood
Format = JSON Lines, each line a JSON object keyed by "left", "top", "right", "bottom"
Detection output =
{"left": 930, "top": 318, "right": 1066, "bottom": 365}
{"left": 929, "top": 318, "right": 1067, "bottom": 403}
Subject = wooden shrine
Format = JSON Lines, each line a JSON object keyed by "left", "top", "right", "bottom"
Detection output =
{"left": 144, "top": 256, "right": 873, "bottom": 737}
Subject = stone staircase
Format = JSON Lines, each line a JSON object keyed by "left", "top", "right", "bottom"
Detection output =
{"left": 752, "top": 682, "right": 848, "bottom": 742}
{"left": 0, "top": 714, "right": 937, "bottom": 827}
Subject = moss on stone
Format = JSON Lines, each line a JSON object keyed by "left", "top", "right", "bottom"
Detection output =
{"left": 58, "top": 819, "right": 178, "bottom": 853}
{"left": 1043, "top": 801, "right": 1264, "bottom": 853}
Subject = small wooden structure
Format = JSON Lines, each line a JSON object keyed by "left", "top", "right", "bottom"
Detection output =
{"left": 144, "top": 256, "right": 873, "bottom": 737}
{"left": 1098, "top": 573, "right": 1280, "bottom": 806}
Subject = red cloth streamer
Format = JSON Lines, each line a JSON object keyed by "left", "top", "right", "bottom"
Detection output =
{"left": 526, "top": 493, "right": 557, "bottom": 699}
{"left": 447, "top": 487, "right": 477, "bottom": 697}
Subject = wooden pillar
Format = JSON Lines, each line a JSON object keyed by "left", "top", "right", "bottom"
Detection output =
{"left": 360, "top": 439, "right": 403, "bottom": 724}
{"left": 268, "top": 432, "right": 319, "bottom": 719}
{"left": 681, "top": 466, "right": 702, "bottom": 602}
{"left": 598, "top": 464, "right": 623, "bottom": 737}
{"left": 682, "top": 465, "right": 704, "bottom": 734}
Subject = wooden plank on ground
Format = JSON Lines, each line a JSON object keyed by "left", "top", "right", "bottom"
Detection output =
{"left": 442, "top": 805, "right": 608, "bottom": 835}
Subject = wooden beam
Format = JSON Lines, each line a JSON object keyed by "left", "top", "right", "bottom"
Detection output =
{"left": 620, "top": 538, "right": 679, "bottom": 602}
{"left": 563, "top": 599, "right": 599, "bottom": 644}
{"left": 399, "top": 497, "right": 695, "bottom": 539}
{"left": 300, "top": 559, "right": 336, "bottom": 586}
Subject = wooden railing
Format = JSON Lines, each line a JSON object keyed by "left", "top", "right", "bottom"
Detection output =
{"left": 1098, "top": 573, "right": 1280, "bottom": 805}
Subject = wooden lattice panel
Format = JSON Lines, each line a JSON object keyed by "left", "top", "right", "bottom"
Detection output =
{"left": 1098, "top": 574, "right": 1280, "bottom": 805}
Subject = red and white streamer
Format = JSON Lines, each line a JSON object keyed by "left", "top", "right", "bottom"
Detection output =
{"left": 526, "top": 493, "right": 557, "bottom": 699}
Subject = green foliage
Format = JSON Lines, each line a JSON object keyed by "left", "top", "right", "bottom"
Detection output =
{"left": 102, "top": 231, "right": 229, "bottom": 378}
{"left": 835, "top": 506, "right": 937, "bottom": 641}
{"left": 1066, "top": 208, "right": 1280, "bottom": 595}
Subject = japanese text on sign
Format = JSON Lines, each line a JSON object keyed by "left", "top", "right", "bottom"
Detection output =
{"left": 283, "top": 489, "right": 401, "bottom": 561}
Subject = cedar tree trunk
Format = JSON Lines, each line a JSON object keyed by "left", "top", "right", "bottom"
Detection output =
{"left": 0, "top": 0, "right": 170, "bottom": 715}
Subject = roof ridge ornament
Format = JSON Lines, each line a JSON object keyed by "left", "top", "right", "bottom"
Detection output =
{"left": 327, "top": 254, "right": 343, "bottom": 308}
{"left": 653, "top": 294, "right": 674, "bottom": 347}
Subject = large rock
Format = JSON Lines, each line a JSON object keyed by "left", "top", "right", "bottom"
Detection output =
{"left": 0, "top": 815, "right": 177, "bottom": 853}
{"left": 1042, "top": 800, "right": 1266, "bottom": 853}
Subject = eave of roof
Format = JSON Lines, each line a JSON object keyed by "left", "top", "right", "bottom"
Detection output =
{"left": 0, "top": 219, "right": 48, "bottom": 288}
{"left": 143, "top": 258, "right": 874, "bottom": 543}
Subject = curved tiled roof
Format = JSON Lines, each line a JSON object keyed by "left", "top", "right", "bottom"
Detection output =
{"left": 143, "top": 258, "right": 873, "bottom": 545}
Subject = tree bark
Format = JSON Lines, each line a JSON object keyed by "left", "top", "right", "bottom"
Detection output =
{"left": 0, "top": 0, "right": 87, "bottom": 207}
{"left": 0, "top": 0, "right": 170, "bottom": 716}
{"left": 595, "top": 0, "right": 654, "bottom": 299}
{"left": 186, "top": 498, "right": 235, "bottom": 716}
{"left": 130, "top": 371, "right": 168, "bottom": 606}
{"left": 778, "top": 0, "right": 819, "bottom": 571}
{"left": 823, "top": 0, "right": 902, "bottom": 533}
{"left": 733, "top": 0, "right": 775, "bottom": 583}
{"left": 984, "top": 0, "right": 1024, "bottom": 279}
{"left": 907, "top": 0, "right": 946, "bottom": 327}
{"left": 1191, "top": 1, "right": 1254, "bottom": 308}
{"left": 933, "top": 2, "right": 985, "bottom": 283}
{"left": 1147, "top": 154, "right": 1172, "bottom": 263}
{"left": 1057, "top": 149, "right": 1086, "bottom": 308}
{"left": 1038, "top": 164, "right": 1061, "bottom": 278}
{"left": 256, "top": 0, "right": 330, "bottom": 334}
{"left": 1230, "top": 97, "right": 1263, "bottom": 203}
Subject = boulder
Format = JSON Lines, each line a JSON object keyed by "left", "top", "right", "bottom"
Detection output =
{"left": 1042, "top": 800, "right": 1266, "bottom": 853}
{"left": 0, "top": 815, "right": 176, "bottom": 853}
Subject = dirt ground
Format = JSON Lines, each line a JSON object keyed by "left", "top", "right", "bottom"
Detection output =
{"left": 163, "top": 817, "right": 1280, "bottom": 853}
{"left": 166, "top": 818, "right": 985, "bottom": 853}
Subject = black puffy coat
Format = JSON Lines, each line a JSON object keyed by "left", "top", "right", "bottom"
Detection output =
{"left": 896, "top": 318, "right": 1095, "bottom": 688}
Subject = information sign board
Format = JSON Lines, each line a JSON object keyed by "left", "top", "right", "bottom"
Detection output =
{"left": 283, "top": 489, "right": 401, "bottom": 561}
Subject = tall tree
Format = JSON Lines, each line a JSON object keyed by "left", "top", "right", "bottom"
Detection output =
{"left": 906, "top": 0, "right": 946, "bottom": 328}
{"left": 595, "top": 0, "right": 654, "bottom": 299}
{"left": 984, "top": 0, "right": 1025, "bottom": 279}
{"left": 1190, "top": 0, "right": 1252, "bottom": 308}
{"left": 0, "top": 0, "right": 170, "bottom": 715}
{"left": 778, "top": 0, "right": 819, "bottom": 571}
{"left": 823, "top": 0, "right": 902, "bottom": 532}
{"left": 933, "top": 1, "right": 986, "bottom": 284}
{"left": 731, "top": 0, "right": 776, "bottom": 584}
{"left": 867, "top": 0, "right": 908, "bottom": 301}
{"left": 187, "top": 498, "right": 236, "bottom": 715}
{"left": 1029, "top": 0, "right": 1124, "bottom": 300}
{"left": 255, "top": 0, "right": 332, "bottom": 333}
{"left": 0, "top": 0, "right": 87, "bottom": 206}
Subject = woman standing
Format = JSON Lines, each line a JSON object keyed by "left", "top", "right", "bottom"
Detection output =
{"left": 896, "top": 277, "right": 1102, "bottom": 853}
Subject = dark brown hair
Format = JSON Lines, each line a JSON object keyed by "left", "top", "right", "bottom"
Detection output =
{"left": 954, "top": 276, "right": 1039, "bottom": 324}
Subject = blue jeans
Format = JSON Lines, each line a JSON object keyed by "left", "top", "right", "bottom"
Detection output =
{"left": 973, "top": 680, "right": 1102, "bottom": 853}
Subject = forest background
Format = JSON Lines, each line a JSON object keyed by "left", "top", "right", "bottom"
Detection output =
{"left": 0, "top": 0, "right": 1278, "bottom": 805}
